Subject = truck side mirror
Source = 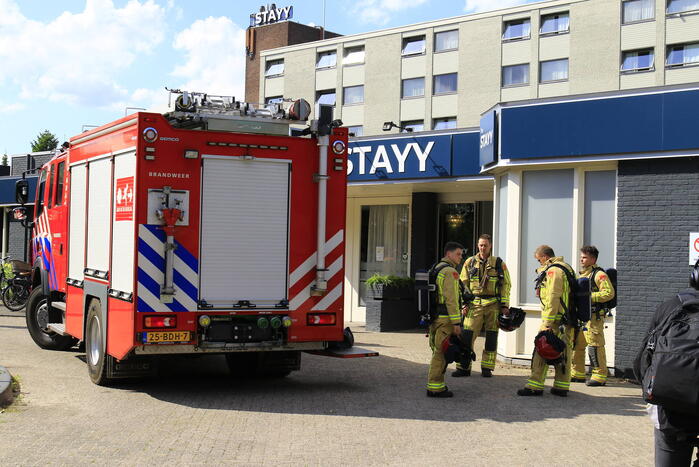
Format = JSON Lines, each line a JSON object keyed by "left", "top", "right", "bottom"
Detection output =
{"left": 15, "top": 179, "right": 28, "bottom": 205}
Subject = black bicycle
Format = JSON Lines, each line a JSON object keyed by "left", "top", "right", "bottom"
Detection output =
{"left": 1, "top": 259, "right": 32, "bottom": 311}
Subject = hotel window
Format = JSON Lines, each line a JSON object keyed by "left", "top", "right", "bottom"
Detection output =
{"left": 666, "top": 42, "right": 699, "bottom": 67}
{"left": 316, "top": 89, "right": 336, "bottom": 105}
{"left": 265, "top": 96, "right": 284, "bottom": 105}
{"left": 502, "top": 18, "right": 531, "bottom": 41}
{"left": 540, "top": 12, "right": 569, "bottom": 35}
{"left": 622, "top": 0, "right": 654, "bottom": 24}
{"left": 316, "top": 50, "right": 337, "bottom": 69}
{"left": 502, "top": 63, "right": 530, "bottom": 87}
{"left": 433, "top": 73, "right": 457, "bottom": 94}
{"left": 343, "top": 85, "right": 364, "bottom": 105}
{"left": 434, "top": 30, "right": 459, "bottom": 52}
{"left": 433, "top": 117, "right": 457, "bottom": 130}
{"left": 343, "top": 45, "right": 365, "bottom": 65}
{"left": 402, "top": 77, "right": 425, "bottom": 98}
{"left": 264, "top": 59, "right": 284, "bottom": 77}
{"left": 402, "top": 35, "right": 426, "bottom": 56}
{"left": 348, "top": 125, "right": 363, "bottom": 137}
{"left": 621, "top": 48, "right": 655, "bottom": 72}
{"left": 667, "top": 0, "right": 699, "bottom": 14}
{"left": 401, "top": 120, "right": 424, "bottom": 132}
{"left": 540, "top": 58, "right": 569, "bottom": 82}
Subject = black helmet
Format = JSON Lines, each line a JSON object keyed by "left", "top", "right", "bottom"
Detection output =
{"left": 498, "top": 307, "right": 526, "bottom": 332}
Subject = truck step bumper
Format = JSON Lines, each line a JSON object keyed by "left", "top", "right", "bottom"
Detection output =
{"left": 305, "top": 347, "right": 379, "bottom": 358}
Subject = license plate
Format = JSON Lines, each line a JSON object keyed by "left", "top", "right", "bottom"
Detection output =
{"left": 145, "top": 331, "right": 191, "bottom": 343}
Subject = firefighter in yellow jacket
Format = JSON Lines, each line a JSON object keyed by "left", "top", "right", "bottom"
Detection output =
{"left": 572, "top": 245, "right": 615, "bottom": 386}
{"left": 453, "top": 234, "right": 511, "bottom": 378}
{"left": 518, "top": 245, "right": 575, "bottom": 397}
{"left": 427, "top": 242, "right": 464, "bottom": 398}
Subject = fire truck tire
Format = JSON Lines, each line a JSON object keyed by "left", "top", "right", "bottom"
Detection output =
{"left": 85, "top": 298, "right": 112, "bottom": 386}
{"left": 25, "top": 287, "right": 76, "bottom": 351}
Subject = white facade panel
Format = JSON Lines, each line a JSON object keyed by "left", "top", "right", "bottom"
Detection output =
{"left": 342, "top": 65, "right": 365, "bottom": 86}
{"left": 538, "top": 81, "right": 570, "bottom": 98}
{"left": 621, "top": 21, "right": 656, "bottom": 50}
{"left": 341, "top": 105, "right": 364, "bottom": 125}
{"left": 666, "top": 66, "right": 699, "bottom": 85}
{"left": 431, "top": 94, "right": 458, "bottom": 118}
{"left": 200, "top": 158, "right": 290, "bottom": 306}
{"left": 68, "top": 164, "right": 87, "bottom": 280}
{"left": 501, "top": 85, "right": 531, "bottom": 102}
{"left": 399, "top": 97, "right": 425, "bottom": 120}
{"left": 401, "top": 55, "right": 427, "bottom": 79}
{"left": 666, "top": 15, "right": 699, "bottom": 45}
{"left": 86, "top": 157, "right": 112, "bottom": 274}
{"left": 620, "top": 71, "right": 657, "bottom": 89}
{"left": 315, "top": 68, "right": 337, "bottom": 90}
{"left": 539, "top": 34, "right": 570, "bottom": 61}
{"left": 502, "top": 40, "right": 531, "bottom": 66}
{"left": 264, "top": 76, "right": 284, "bottom": 97}
{"left": 433, "top": 50, "right": 458, "bottom": 75}
{"left": 110, "top": 151, "right": 136, "bottom": 293}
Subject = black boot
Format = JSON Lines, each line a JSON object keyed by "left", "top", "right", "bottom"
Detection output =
{"left": 427, "top": 389, "right": 454, "bottom": 398}
{"left": 481, "top": 368, "right": 493, "bottom": 378}
{"left": 516, "top": 387, "right": 543, "bottom": 396}
{"left": 451, "top": 368, "right": 471, "bottom": 377}
{"left": 550, "top": 388, "right": 568, "bottom": 397}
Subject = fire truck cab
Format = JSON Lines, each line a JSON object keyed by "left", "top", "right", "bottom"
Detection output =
{"left": 16, "top": 92, "right": 374, "bottom": 385}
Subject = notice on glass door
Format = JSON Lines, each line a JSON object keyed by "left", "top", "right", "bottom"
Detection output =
{"left": 375, "top": 246, "right": 385, "bottom": 262}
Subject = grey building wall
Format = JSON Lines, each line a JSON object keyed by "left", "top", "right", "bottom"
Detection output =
{"left": 615, "top": 157, "right": 699, "bottom": 377}
{"left": 7, "top": 213, "right": 30, "bottom": 262}
{"left": 11, "top": 152, "right": 53, "bottom": 176}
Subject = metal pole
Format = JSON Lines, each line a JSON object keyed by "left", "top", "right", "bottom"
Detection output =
{"left": 2, "top": 207, "right": 7, "bottom": 259}
{"left": 322, "top": 0, "right": 326, "bottom": 39}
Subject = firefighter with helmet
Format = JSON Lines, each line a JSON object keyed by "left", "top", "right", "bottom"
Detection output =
{"left": 426, "top": 242, "right": 465, "bottom": 398}
{"left": 453, "top": 234, "right": 511, "bottom": 378}
{"left": 572, "top": 245, "right": 615, "bottom": 386}
{"left": 518, "top": 245, "right": 575, "bottom": 397}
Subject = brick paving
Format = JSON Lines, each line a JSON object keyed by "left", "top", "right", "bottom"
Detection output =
{"left": 0, "top": 309, "right": 654, "bottom": 466}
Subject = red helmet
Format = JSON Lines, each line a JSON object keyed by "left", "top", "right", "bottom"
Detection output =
{"left": 534, "top": 330, "right": 566, "bottom": 364}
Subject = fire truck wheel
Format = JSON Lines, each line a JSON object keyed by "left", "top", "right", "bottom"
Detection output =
{"left": 85, "top": 298, "right": 112, "bottom": 386}
{"left": 25, "top": 287, "right": 77, "bottom": 351}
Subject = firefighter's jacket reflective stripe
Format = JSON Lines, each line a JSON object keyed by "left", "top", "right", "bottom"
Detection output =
{"left": 537, "top": 257, "right": 574, "bottom": 326}
{"left": 460, "top": 254, "right": 512, "bottom": 307}
{"left": 436, "top": 257, "right": 462, "bottom": 324}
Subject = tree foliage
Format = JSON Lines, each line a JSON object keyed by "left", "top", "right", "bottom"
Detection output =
{"left": 31, "top": 130, "right": 59, "bottom": 152}
{"left": 1, "top": 154, "right": 7, "bottom": 166}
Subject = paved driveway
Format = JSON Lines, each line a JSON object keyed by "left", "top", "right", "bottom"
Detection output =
{"left": 0, "top": 309, "right": 653, "bottom": 466}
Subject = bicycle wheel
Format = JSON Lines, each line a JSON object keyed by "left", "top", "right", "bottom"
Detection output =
{"left": 3, "top": 283, "right": 28, "bottom": 311}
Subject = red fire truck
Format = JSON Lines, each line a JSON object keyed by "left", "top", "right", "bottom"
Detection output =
{"left": 15, "top": 91, "right": 375, "bottom": 385}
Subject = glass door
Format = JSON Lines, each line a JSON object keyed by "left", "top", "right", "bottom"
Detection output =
{"left": 438, "top": 203, "right": 476, "bottom": 263}
{"left": 358, "top": 204, "right": 410, "bottom": 306}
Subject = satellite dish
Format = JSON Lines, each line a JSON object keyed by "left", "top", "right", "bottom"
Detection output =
{"left": 288, "top": 99, "right": 311, "bottom": 121}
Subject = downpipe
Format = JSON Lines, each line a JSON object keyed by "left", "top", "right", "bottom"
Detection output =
{"left": 312, "top": 135, "right": 329, "bottom": 295}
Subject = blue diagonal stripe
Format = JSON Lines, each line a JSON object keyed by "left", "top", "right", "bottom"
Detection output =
{"left": 175, "top": 241, "right": 198, "bottom": 273}
{"left": 173, "top": 270, "right": 198, "bottom": 303}
{"left": 168, "top": 298, "right": 188, "bottom": 312}
{"left": 137, "top": 296, "right": 157, "bottom": 314}
{"left": 138, "top": 238, "right": 165, "bottom": 269}
{"left": 143, "top": 224, "right": 165, "bottom": 241}
{"left": 137, "top": 267, "right": 162, "bottom": 299}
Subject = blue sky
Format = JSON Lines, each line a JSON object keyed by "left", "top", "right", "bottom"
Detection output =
{"left": 0, "top": 0, "right": 536, "bottom": 156}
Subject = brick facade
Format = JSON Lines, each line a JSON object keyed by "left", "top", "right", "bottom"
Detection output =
{"left": 245, "top": 21, "right": 340, "bottom": 104}
{"left": 615, "top": 157, "right": 699, "bottom": 377}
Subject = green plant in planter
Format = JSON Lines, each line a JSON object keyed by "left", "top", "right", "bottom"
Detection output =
{"left": 365, "top": 274, "right": 415, "bottom": 298}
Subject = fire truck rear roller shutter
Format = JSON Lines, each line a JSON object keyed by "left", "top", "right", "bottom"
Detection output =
{"left": 68, "top": 164, "right": 87, "bottom": 281}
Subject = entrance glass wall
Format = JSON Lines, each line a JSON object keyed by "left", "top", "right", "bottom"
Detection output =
{"left": 438, "top": 203, "right": 475, "bottom": 260}
{"left": 358, "top": 204, "right": 409, "bottom": 306}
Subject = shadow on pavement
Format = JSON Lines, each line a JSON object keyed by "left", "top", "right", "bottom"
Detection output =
{"left": 112, "top": 351, "right": 647, "bottom": 424}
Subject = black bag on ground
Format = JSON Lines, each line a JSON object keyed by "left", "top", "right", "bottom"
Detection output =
{"left": 635, "top": 290, "right": 699, "bottom": 415}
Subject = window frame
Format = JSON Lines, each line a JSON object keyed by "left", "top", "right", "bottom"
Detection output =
{"left": 35, "top": 168, "right": 48, "bottom": 217}
{"left": 434, "top": 30, "right": 459, "bottom": 53}
{"left": 347, "top": 125, "right": 363, "bottom": 137}
{"left": 502, "top": 18, "right": 531, "bottom": 42}
{"left": 621, "top": 0, "right": 656, "bottom": 25}
{"left": 401, "top": 77, "right": 425, "bottom": 99}
{"left": 400, "top": 120, "right": 424, "bottom": 133}
{"left": 665, "top": 42, "right": 699, "bottom": 68}
{"left": 316, "top": 89, "right": 337, "bottom": 106}
{"left": 342, "top": 85, "right": 365, "bottom": 106}
{"left": 501, "top": 63, "right": 530, "bottom": 87}
{"left": 433, "top": 73, "right": 458, "bottom": 95}
{"left": 432, "top": 117, "right": 457, "bottom": 130}
{"left": 666, "top": 0, "right": 699, "bottom": 15}
{"left": 539, "top": 12, "right": 570, "bottom": 36}
{"left": 54, "top": 161, "right": 65, "bottom": 207}
{"left": 401, "top": 35, "right": 426, "bottom": 57}
{"left": 264, "top": 58, "right": 285, "bottom": 78}
{"left": 343, "top": 45, "right": 365, "bottom": 66}
{"left": 539, "top": 58, "right": 569, "bottom": 83}
{"left": 265, "top": 96, "right": 284, "bottom": 105}
{"left": 316, "top": 50, "right": 337, "bottom": 70}
{"left": 620, "top": 48, "right": 656, "bottom": 73}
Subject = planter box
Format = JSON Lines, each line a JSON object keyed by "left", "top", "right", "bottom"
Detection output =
{"left": 367, "top": 284, "right": 413, "bottom": 301}
{"left": 365, "top": 296, "right": 419, "bottom": 332}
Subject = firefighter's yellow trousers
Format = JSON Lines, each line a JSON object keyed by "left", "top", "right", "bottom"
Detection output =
{"left": 572, "top": 314, "right": 608, "bottom": 383}
{"left": 456, "top": 302, "right": 500, "bottom": 371}
{"left": 526, "top": 323, "right": 574, "bottom": 391}
{"left": 427, "top": 317, "right": 452, "bottom": 392}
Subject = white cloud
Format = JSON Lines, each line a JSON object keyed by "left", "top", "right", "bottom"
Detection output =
{"left": 464, "top": 0, "right": 532, "bottom": 13}
{"left": 351, "top": 0, "right": 430, "bottom": 25}
{"left": 0, "top": 102, "right": 26, "bottom": 113}
{"left": 170, "top": 16, "right": 247, "bottom": 100}
{"left": 0, "top": 0, "right": 166, "bottom": 107}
